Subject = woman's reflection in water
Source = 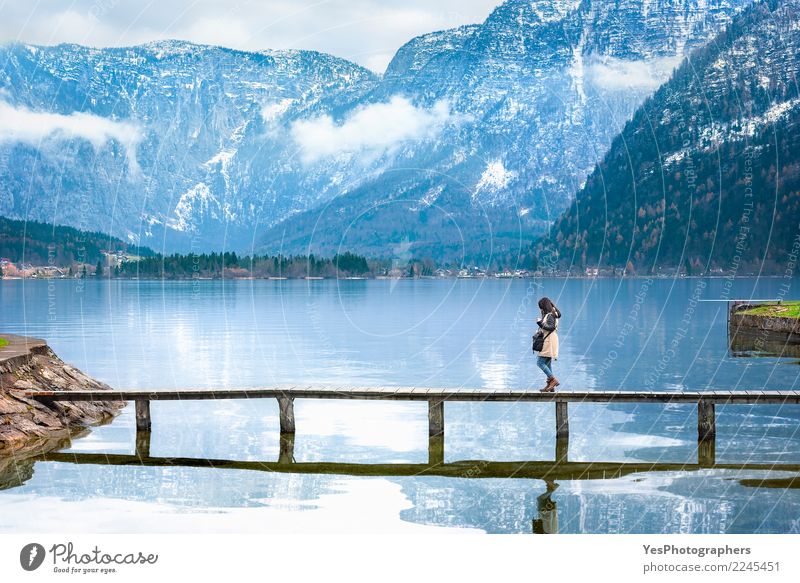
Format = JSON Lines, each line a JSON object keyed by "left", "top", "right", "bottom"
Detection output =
{"left": 532, "top": 480, "right": 559, "bottom": 534}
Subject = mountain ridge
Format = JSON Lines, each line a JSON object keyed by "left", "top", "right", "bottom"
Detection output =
{"left": 0, "top": 0, "right": 754, "bottom": 262}
{"left": 256, "top": 0, "right": 753, "bottom": 261}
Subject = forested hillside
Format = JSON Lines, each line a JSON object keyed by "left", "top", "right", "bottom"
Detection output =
{"left": 0, "top": 216, "right": 151, "bottom": 267}
{"left": 537, "top": 0, "right": 800, "bottom": 275}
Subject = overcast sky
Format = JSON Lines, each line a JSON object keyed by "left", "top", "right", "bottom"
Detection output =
{"left": 0, "top": 0, "right": 501, "bottom": 72}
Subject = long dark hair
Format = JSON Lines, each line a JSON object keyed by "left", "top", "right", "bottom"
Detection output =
{"left": 538, "top": 297, "right": 561, "bottom": 318}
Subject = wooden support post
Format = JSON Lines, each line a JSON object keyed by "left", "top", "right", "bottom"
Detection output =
{"left": 555, "top": 435, "right": 569, "bottom": 463}
{"left": 278, "top": 433, "right": 295, "bottom": 464}
{"left": 278, "top": 396, "right": 295, "bottom": 434}
{"left": 135, "top": 430, "right": 151, "bottom": 459}
{"left": 555, "top": 401, "right": 569, "bottom": 439}
{"left": 697, "top": 399, "right": 716, "bottom": 441}
{"left": 697, "top": 398, "right": 717, "bottom": 467}
{"left": 428, "top": 434, "right": 444, "bottom": 466}
{"left": 135, "top": 399, "right": 151, "bottom": 431}
{"left": 428, "top": 399, "right": 444, "bottom": 437}
{"left": 698, "top": 438, "right": 716, "bottom": 468}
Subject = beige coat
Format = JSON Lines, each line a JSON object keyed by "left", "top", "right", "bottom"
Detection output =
{"left": 537, "top": 311, "right": 559, "bottom": 359}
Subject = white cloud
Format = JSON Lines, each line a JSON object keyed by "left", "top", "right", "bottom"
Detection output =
{"left": 0, "top": 101, "right": 143, "bottom": 171}
{"left": 587, "top": 56, "right": 683, "bottom": 90}
{"left": 290, "top": 96, "right": 463, "bottom": 163}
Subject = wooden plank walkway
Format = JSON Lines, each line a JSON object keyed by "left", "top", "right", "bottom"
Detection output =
{"left": 24, "top": 387, "right": 800, "bottom": 468}
{"left": 25, "top": 387, "right": 800, "bottom": 404}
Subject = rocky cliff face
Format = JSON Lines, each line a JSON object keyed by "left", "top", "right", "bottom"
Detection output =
{"left": 0, "top": 335, "right": 122, "bottom": 454}
{"left": 0, "top": 1, "right": 752, "bottom": 261}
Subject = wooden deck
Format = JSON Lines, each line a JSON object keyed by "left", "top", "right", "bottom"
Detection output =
{"left": 24, "top": 387, "right": 800, "bottom": 468}
{"left": 25, "top": 386, "right": 800, "bottom": 404}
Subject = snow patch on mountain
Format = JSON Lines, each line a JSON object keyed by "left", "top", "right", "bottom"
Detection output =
{"left": 664, "top": 97, "right": 800, "bottom": 170}
{"left": 707, "top": 97, "right": 800, "bottom": 141}
{"left": 474, "top": 160, "right": 517, "bottom": 201}
{"left": 412, "top": 185, "right": 445, "bottom": 211}
{"left": 762, "top": 98, "right": 800, "bottom": 124}
{"left": 205, "top": 149, "right": 235, "bottom": 169}
{"left": 171, "top": 183, "right": 215, "bottom": 232}
{"left": 524, "top": 0, "right": 581, "bottom": 23}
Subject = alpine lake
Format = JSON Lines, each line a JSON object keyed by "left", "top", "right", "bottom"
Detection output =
{"left": 1, "top": 276, "right": 799, "bottom": 534}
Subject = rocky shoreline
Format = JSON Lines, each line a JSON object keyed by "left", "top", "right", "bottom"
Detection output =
{"left": 730, "top": 302, "right": 800, "bottom": 336}
{"left": 0, "top": 334, "right": 124, "bottom": 456}
{"left": 730, "top": 312, "right": 800, "bottom": 336}
{"left": 728, "top": 302, "right": 800, "bottom": 357}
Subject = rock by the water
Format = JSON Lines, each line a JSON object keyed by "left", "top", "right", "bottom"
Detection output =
{"left": 0, "top": 334, "right": 124, "bottom": 454}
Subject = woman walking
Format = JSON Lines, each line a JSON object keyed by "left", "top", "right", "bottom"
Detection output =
{"left": 533, "top": 297, "right": 561, "bottom": 392}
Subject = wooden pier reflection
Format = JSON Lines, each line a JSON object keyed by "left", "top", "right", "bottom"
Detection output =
{"left": 4, "top": 429, "right": 799, "bottom": 535}
{"left": 28, "top": 428, "right": 800, "bottom": 482}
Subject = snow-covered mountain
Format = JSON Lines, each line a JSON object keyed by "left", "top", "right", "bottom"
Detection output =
{"left": 265, "top": 0, "right": 754, "bottom": 261}
{"left": 0, "top": 41, "right": 378, "bottom": 251}
{"left": 0, "top": 1, "right": 752, "bottom": 258}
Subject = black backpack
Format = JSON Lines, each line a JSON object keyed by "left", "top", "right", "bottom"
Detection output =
{"left": 531, "top": 311, "right": 557, "bottom": 352}
{"left": 531, "top": 330, "right": 545, "bottom": 352}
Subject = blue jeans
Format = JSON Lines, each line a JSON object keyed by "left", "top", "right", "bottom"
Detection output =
{"left": 537, "top": 356, "right": 554, "bottom": 379}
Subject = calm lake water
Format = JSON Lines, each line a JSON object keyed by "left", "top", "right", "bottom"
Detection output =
{"left": 1, "top": 277, "right": 799, "bottom": 534}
